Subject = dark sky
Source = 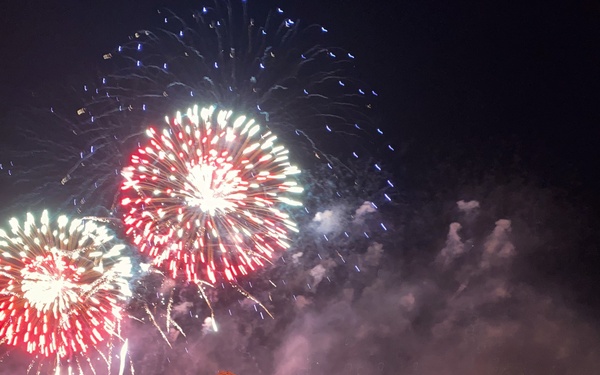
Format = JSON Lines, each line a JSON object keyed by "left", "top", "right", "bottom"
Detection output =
{"left": 1, "top": 0, "right": 598, "bottom": 183}
{"left": 0, "top": 1, "right": 599, "bottom": 374}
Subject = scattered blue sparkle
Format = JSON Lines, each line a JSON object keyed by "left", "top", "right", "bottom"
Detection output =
{"left": 202, "top": 7, "right": 208, "bottom": 14}
{"left": 355, "top": 123, "right": 361, "bottom": 129}
{"left": 179, "top": 30, "right": 184, "bottom": 37}
{"left": 387, "top": 180, "right": 394, "bottom": 187}
{"left": 377, "top": 128, "right": 384, "bottom": 134}
{"left": 355, "top": 265, "right": 361, "bottom": 272}
{"left": 327, "top": 163, "right": 333, "bottom": 169}
{"left": 163, "top": 63, "right": 167, "bottom": 69}
{"left": 136, "top": 60, "right": 141, "bottom": 67}
{"left": 164, "top": 17, "right": 168, "bottom": 23}
{"left": 353, "top": 152, "right": 358, "bottom": 158}
{"left": 214, "top": 62, "right": 219, "bottom": 68}
{"left": 303, "top": 89, "right": 309, "bottom": 95}
{"left": 329, "top": 52, "right": 336, "bottom": 58}
{"left": 277, "top": 7, "right": 283, "bottom": 13}
{"left": 388, "top": 145, "right": 395, "bottom": 151}
{"left": 384, "top": 193, "right": 392, "bottom": 201}
{"left": 371, "top": 202, "right": 378, "bottom": 209}
{"left": 358, "top": 89, "right": 365, "bottom": 94}
{"left": 323, "top": 234, "right": 329, "bottom": 241}
{"left": 285, "top": 19, "right": 294, "bottom": 27}
{"left": 344, "top": 232, "right": 349, "bottom": 237}
{"left": 338, "top": 80, "right": 345, "bottom": 86}
{"left": 102, "top": 78, "right": 106, "bottom": 84}
{"left": 118, "top": 46, "right": 122, "bottom": 52}
{"left": 325, "top": 125, "right": 332, "bottom": 132}
{"left": 83, "top": 85, "right": 87, "bottom": 92}
{"left": 381, "top": 223, "right": 388, "bottom": 231}
{"left": 375, "top": 164, "right": 381, "bottom": 171}
{"left": 259, "top": 63, "right": 265, "bottom": 69}
{"left": 321, "top": 26, "right": 328, "bottom": 33}
{"left": 348, "top": 53, "right": 355, "bottom": 59}
{"left": 301, "top": 54, "right": 306, "bottom": 59}
{"left": 137, "top": 43, "right": 142, "bottom": 51}
{"left": 364, "top": 232, "right": 370, "bottom": 238}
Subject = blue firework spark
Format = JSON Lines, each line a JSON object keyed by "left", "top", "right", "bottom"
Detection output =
{"left": 26, "top": 0, "right": 393, "bottom": 213}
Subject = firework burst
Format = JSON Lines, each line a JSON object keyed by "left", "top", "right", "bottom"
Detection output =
{"left": 0, "top": 210, "right": 132, "bottom": 372}
{"left": 120, "top": 105, "right": 302, "bottom": 284}
{"left": 2, "top": 0, "right": 392, "bottom": 214}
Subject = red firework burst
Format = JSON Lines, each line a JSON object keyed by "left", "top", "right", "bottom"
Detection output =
{"left": 121, "top": 105, "right": 302, "bottom": 284}
{"left": 0, "top": 211, "right": 132, "bottom": 368}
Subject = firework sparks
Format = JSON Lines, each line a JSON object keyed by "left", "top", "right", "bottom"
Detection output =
{"left": 0, "top": 0, "right": 392, "bottom": 215}
{"left": 0, "top": 211, "right": 132, "bottom": 372}
{"left": 121, "top": 105, "right": 302, "bottom": 284}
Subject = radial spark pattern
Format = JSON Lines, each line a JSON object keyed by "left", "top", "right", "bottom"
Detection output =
{"left": 3, "top": 0, "right": 392, "bottom": 214}
{"left": 121, "top": 105, "right": 302, "bottom": 283}
{"left": 0, "top": 211, "right": 132, "bottom": 363}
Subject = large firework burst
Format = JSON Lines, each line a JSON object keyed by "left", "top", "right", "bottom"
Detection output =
{"left": 0, "top": 211, "right": 132, "bottom": 372}
{"left": 4, "top": 0, "right": 391, "bottom": 214}
{"left": 121, "top": 105, "right": 302, "bottom": 284}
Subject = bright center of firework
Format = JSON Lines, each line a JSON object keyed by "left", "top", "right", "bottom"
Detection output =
{"left": 184, "top": 163, "right": 245, "bottom": 216}
{"left": 20, "top": 255, "right": 80, "bottom": 313}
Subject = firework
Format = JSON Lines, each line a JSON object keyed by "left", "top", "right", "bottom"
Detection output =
{"left": 0, "top": 211, "right": 132, "bottom": 372}
{"left": 121, "top": 105, "right": 302, "bottom": 284}
{"left": 4, "top": 0, "right": 392, "bottom": 214}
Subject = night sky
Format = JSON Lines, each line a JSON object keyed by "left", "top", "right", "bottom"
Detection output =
{"left": 0, "top": 1, "right": 599, "bottom": 374}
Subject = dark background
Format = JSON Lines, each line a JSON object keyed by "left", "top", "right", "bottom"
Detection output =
{"left": 0, "top": 1, "right": 599, "bottom": 373}
{"left": 1, "top": 0, "right": 598, "bottom": 184}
